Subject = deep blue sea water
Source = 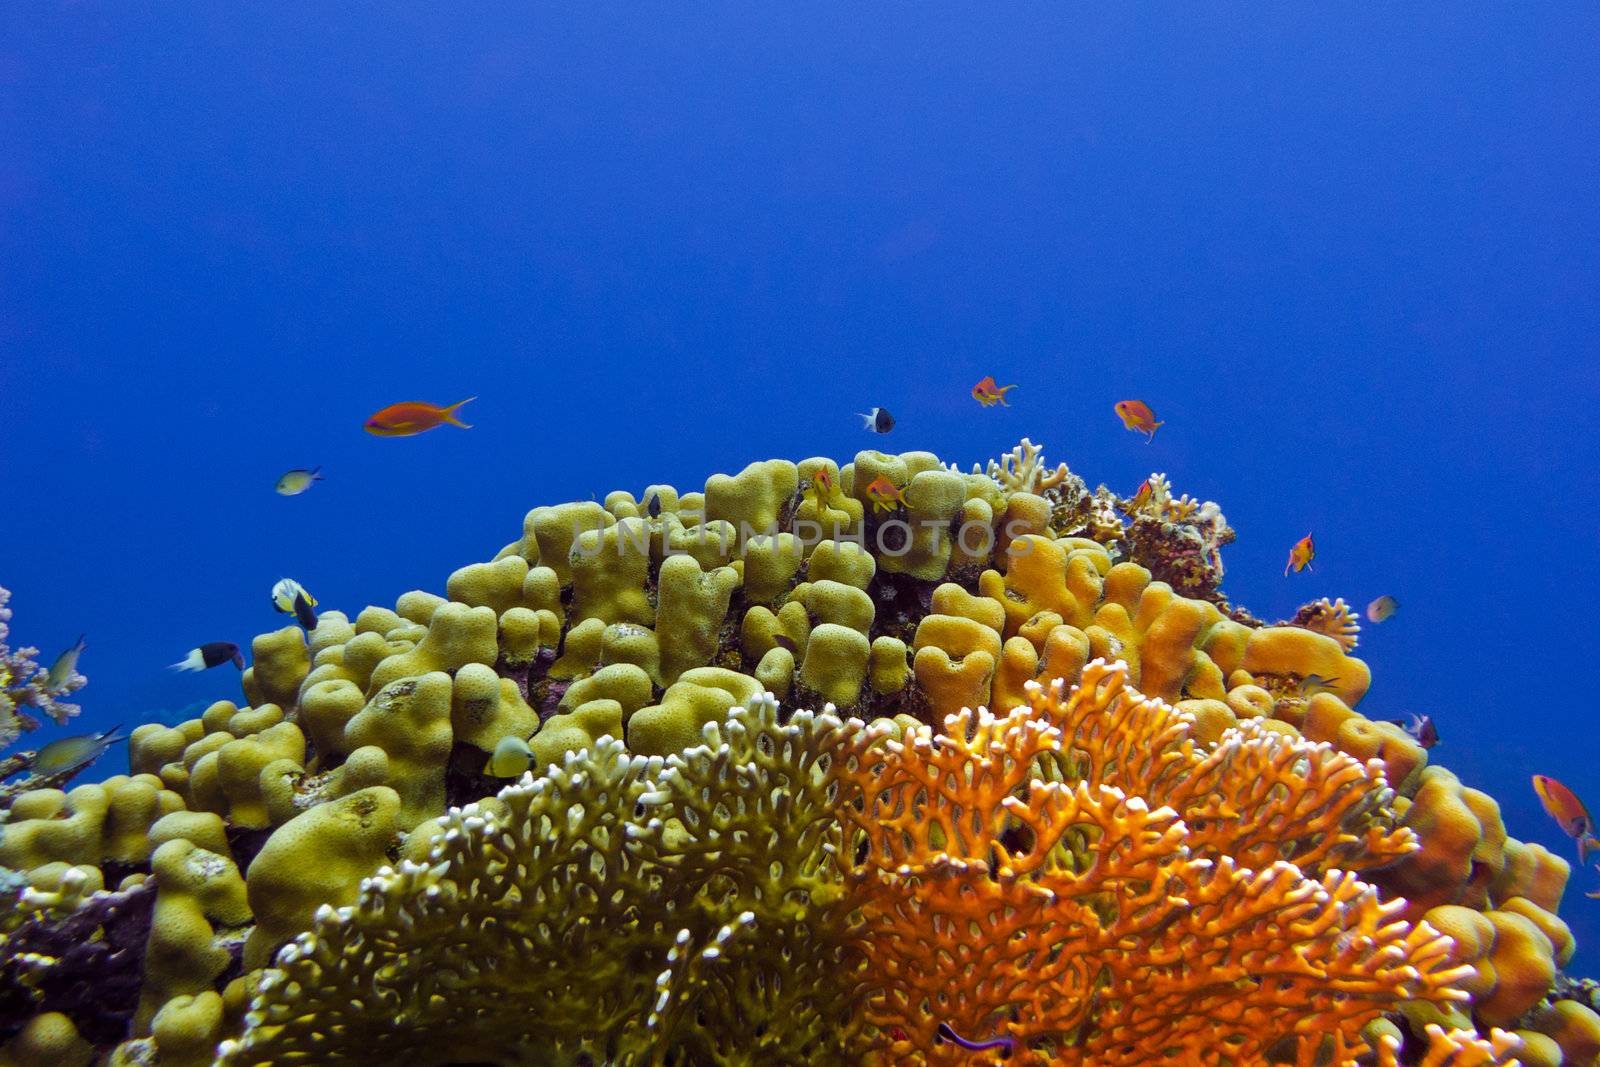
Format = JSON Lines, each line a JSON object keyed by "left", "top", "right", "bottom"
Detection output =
{"left": 3, "top": 4, "right": 1597, "bottom": 966}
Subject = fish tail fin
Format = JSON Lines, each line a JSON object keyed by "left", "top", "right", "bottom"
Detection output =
{"left": 1581, "top": 834, "right": 1599, "bottom": 865}
{"left": 445, "top": 397, "right": 477, "bottom": 429}
{"left": 311, "top": 466, "right": 324, "bottom": 480}
{"left": 169, "top": 651, "right": 201, "bottom": 672}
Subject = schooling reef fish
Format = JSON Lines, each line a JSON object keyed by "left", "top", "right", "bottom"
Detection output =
{"left": 1284, "top": 533, "right": 1315, "bottom": 576}
{"left": 1533, "top": 774, "right": 1600, "bottom": 864}
{"left": 1114, "top": 400, "right": 1164, "bottom": 441}
{"left": 275, "top": 467, "right": 324, "bottom": 496}
{"left": 364, "top": 397, "right": 476, "bottom": 437}
{"left": 30, "top": 724, "right": 127, "bottom": 778}
{"left": 864, "top": 475, "right": 907, "bottom": 513}
{"left": 1366, "top": 595, "right": 1399, "bottom": 623}
{"left": 45, "top": 634, "right": 86, "bottom": 692}
{"left": 971, "top": 376, "right": 1016, "bottom": 407}
{"left": 858, "top": 407, "right": 895, "bottom": 433}
{"left": 171, "top": 642, "right": 245, "bottom": 672}
{"left": 271, "top": 578, "right": 319, "bottom": 630}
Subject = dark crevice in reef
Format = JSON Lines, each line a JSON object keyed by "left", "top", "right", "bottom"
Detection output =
{"left": 0, "top": 879, "right": 155, "bottom": 1048}
{"left": 226, "top": 824, "right": 275, "bottom": 873}
{"left": 446, "top": 741, "right": 502, "bottom": 809}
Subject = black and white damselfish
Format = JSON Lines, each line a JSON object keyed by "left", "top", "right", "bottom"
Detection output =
{"left": 170, "top": 641, "right": 245, "bottom": 672}
{"left": 858, "top": 407, "right": 894, "bottom": 433}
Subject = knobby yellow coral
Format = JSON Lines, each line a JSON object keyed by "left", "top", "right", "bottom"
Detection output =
{"left": 217, "top": 697, "right": 867, "bottom": 1066}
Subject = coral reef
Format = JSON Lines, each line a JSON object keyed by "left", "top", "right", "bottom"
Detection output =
{"left": 0, "top": 444, "right": 1588, "bottom": 1065}
{"left": 0, "top": 587, "right": 90, "bottom": 804}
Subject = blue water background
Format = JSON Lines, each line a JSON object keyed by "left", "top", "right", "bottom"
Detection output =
{"left": 4, "top": 6, "right": 1598, "bottom": 962}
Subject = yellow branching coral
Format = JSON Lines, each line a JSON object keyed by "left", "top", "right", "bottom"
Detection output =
{"left": 218, "top": 697, "right": 869, "bottom": 1066}
{"left": 837, "top": 661, "right": 1471, "bottom": 1066}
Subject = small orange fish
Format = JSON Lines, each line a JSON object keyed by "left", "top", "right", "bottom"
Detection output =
{"left": 365, "top": 397, "right": 477, "bottom": 437}
{"left": 1114, "top": 400, "right": 1163, "bottom": 441}
{"left": 971, "top": 376, "right": 1016, "bottom": 407}
{"left": 808, "top": 467, "right": 836, "bottom": 508}
{"left": 1533, "top": 775, "right": 1599, "bottom": 864}
{"left": 1128, "top": 478, "right": 1153, "bottom": 511}
{"left": 863, "top": 475, "right": 906, "bottom": 513}
{"left": 1284, "top": 532, "right": 1315, "bottom": 576}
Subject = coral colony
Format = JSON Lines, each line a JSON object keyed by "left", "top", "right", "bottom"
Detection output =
{"left": 1, "top": 442, "right": 1595, "bottom": 1065}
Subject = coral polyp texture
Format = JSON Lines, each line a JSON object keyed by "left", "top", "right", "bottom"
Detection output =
{"left": 0, "top": 443, "right": 1593, "bottom": 1066}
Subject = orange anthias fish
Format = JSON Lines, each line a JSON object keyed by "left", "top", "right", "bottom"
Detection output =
{"left": 1114, "top": 400, "right": 1164, "bottom": 441}
{"left": 863, "top": 475, "right": 906, "bottom": 513}
{"left": 364, "top": 397, "right": 477, "bottom": 437}
{"left": 1284, "top": 532, "right": 1315, "bottom": 576}
{"left": 1533, "top": 775, "right": 1600, "bottom": 864}
{"left": 971, "top": 377, "right": 1016, "bottom": 407}
{"left": 1127, "top": 478, "right": 1154, "bottom": 511}
{"left": 809, "top": 467, "right": 836, "bottom": 507}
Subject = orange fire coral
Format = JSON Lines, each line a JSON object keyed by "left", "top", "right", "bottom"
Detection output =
{"left": 839, "top": 660, "right": 1473, "bottom": 1066}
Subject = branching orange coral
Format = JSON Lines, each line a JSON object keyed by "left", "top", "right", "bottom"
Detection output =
{"left": 839, "top": 661, "right": 1471, "bottom": 1066}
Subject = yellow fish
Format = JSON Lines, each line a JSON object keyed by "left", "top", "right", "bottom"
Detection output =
{"left": 275, "top": 467, "right": 324, "bottom": 496}
{"left": 486, "top": 735, "right": 534, "bottom": 778}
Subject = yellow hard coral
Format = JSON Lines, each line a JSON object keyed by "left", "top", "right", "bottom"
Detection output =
{"left": 0, "top": 776, "right": 183, "bottom": 871}
{"left": 655, "top": 554, "right": 740, "bottom": 684}
{"left": 140, "top": 839, "right": 250, "bottom": 1030}
{"left": 219, "top": 697, "right": 866, "bottom": 1066}
{"left": 0, "top": 1013, "right": 93, "bottom": 1067}
{"left": 704, "top": 458, "right": 799, "bottom": 544}
{"left": 627, "top": 668, "right": 762, "bottom": 756}
{"left": 240, "top": 627, "right": 310, "bottom": 712}
{"left": 344, "top": 672, "right": 453, "bottom": 828}
{"left": 366, "top": 601, "right": 499, "bottom": 694}
{"left": 241, "top": 786, "right": 403, "bottom": 969}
